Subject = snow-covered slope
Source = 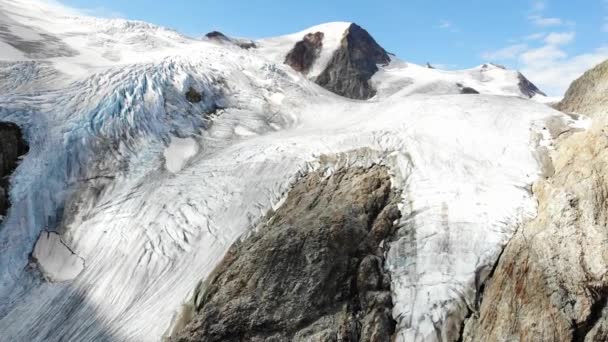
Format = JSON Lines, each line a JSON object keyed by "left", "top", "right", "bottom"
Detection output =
{"left": 373, "top": 61, "right": 547, "bottom": 98}
{"left": 0, "top": 1, "right": 583, "bottom": 341}
{"left": 254, "top": 23, "right": 547, "bottom": 100}
{"left": 256, "top": 22, "right": 353, "bottom": 78}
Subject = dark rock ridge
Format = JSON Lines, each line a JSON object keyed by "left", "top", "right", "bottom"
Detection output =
{"left": 457, "top": 83, "right": 480, "bottom": 94}
{"left": 517, "top": 72, "right": 546, "bottom": 98}
{"left": 173, "top": 165, "right": 401, "bottom": 341}
{"left": 205, "top": 31, "right": 256, "bottom": 49}
{"left": 460, "top": 87, "right": 480, "bottom": 94}
{"left": 0, "top": 122, "right": 28, "bottom": 221}
{"left": 313, "top": 23, "right": 391, "bottom": 100}
{"left": 284, "top": 31, "right": 324, "bottom": 74}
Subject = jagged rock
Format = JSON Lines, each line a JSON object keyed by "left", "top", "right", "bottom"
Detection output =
{"left": 462, "top": 121, "right": 608, "bottom": 342}
{"left": 0, "top": 122, "right": 28, "bottom": 221}
{"left": 315, "top": 24, "right": 391, "bottom": 100}
{"left": 557, "top": 59, "right": 608, "bottom": 117}
{"left": 456, "top": 83, "right": 479, "bottom": 94}
{"left": 482, "top": 63, "right": 506, "bottom": 70}
{"left": 517, "top": 72, "right": 546, "bottom": 98}
{"left": 205, "top": 31, "right": 256, "bottom": 49}
{"left": 284, "top": 31, "right": 324, "bottom": 73}
{"left": 205, "top": 31, "right": 227, "bottom": 40}
{"left": 185, "top": 87, "right": 202, "bottom": 103}
{"left": 426, "top": 62, "right": 434, "bottom": 69}
{"left": 173, "top": 165, "right": 401, "bottom": 341}
{"left": 460, "top": 87, "right": 479, "bottom": 94}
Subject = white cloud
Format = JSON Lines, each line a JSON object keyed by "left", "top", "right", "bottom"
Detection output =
{"left": 528, "top": 15, "right": 563, "bottom": 26}
{"left": 524, "top": 32, "right": 546, "bottom": 40}
{"left": 436, "top": 20, "right": 458, "bottom": 32}
{"left": 482, "top": 44, "right": 529, "bottom": 60}
{"left": 519, "top": 45, "right": 567, "bottom": 65}
{"left": 517, "top": 30, "right": 607, "bottom": 95}
{"left": 544, "top": 31, "right": 575, "bottom": 45}
{"left": 481, "top": 23, "right": 606, "bottom": 96}
{"left": 438, "top": 20, "right": 452, "bottom": 29}
{"left": 521, "top": 47, "right": 608, "bottom": 96}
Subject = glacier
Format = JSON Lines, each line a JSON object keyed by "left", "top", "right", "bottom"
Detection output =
{"left": 0, "top": 0, "right": 587, "bottom": 341}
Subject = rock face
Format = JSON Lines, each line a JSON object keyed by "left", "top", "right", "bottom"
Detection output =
{"left": 284, "top": 31, "right": 324, "bottom": 74}
{"left": 517, "top": 72, "right": 546, "bottom": 98}
{"left": 185, "top": 86, "right": 203, "bottom": 103}
{"left": 0, "top": 122, "right": 28, "bottom": 220}
{"left": 315, "top": 24, "right": 391, "bottom": 100}
{"left": 173, "top": 165, "right": 401, "bottom": 341}
{"left": 457, "top": 83, "right": 479, "bottom": 94}
{"left": 205, "top": 31, "right": 256, "bottom": 49}
{"left": 462, "top": 118, "right": 608, "bottom": 341}
{"left": 558, "top": 59, "right": 608, "bottom": 116}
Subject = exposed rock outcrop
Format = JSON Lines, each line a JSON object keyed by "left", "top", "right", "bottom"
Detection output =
{"left": 0, "top": 122, "right": 28, "bottom": 221}
{"left": 462, "top": 114, "right": 608, "bottom": 341}
{"left": 284, "top": 31, "right": 324, "bottom": 74}
{"left": 557, "top": 59, "right": 608, "bottom": 117}
{"left": 456, "top": 83, "right": 479, "bottom": 94}
{"left": 517, "top": 72, "right": 546, "bottom": 98}
{"left": 315, "top": 24, "right": 391, "bottom": 100}
{"left": 205, "top": 31, "right": 256, "bottom": 49}
{"left": 185, "top": 86, "right": 203, "bottom": 103}
{"left": 173, "top": 165, "right": 401, "bottom": 341}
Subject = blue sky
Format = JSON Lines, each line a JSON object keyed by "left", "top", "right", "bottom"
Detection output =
{"left": 60, "top": 0, "right": 608, "bottom": 96}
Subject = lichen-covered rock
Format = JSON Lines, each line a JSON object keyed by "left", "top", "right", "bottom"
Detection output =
{"left": 0, "top": 122, "right": 28, "bottom": 220}
{"left": 173, "top": 165, "right": 401, "bottom": 341}
{"left": 558, "top": 59, "right": 608, "bottom": 117}
{"left": 284, "top": 31, "right": 324, "bottom": 74}
{"left": 462, "top": 121, "right": 608, "bottom": 342}
{"left": 315, "top": 24, "right": 390, "bottom": 100}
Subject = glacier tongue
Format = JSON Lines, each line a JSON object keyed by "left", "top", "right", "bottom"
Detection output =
{"left": 0, "top": 2, "right": 582, "bottom": 341}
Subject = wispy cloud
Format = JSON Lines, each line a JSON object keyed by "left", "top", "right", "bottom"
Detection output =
{"left": 527, "top": 0, "right": 571, "bottom": 27}
{"left": 544, "top": 31, "right": 575, "bottom": 45}
{"left": 481, "top": 20, "right": 604, "bottom": 96}
{"left": 524, "top": 32, "right": 547, "bottom": 40}
{"left": 482, "top": 44, "right": 529, "bottom": 60}
{"left": 521, "top": 47, "right": 608, "bottom": 96}
{"left": 436, "top": 19, "right": 458, "bottom": 33}
{"left": 528, "top": 15, "right": 563, "bottom": 26}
